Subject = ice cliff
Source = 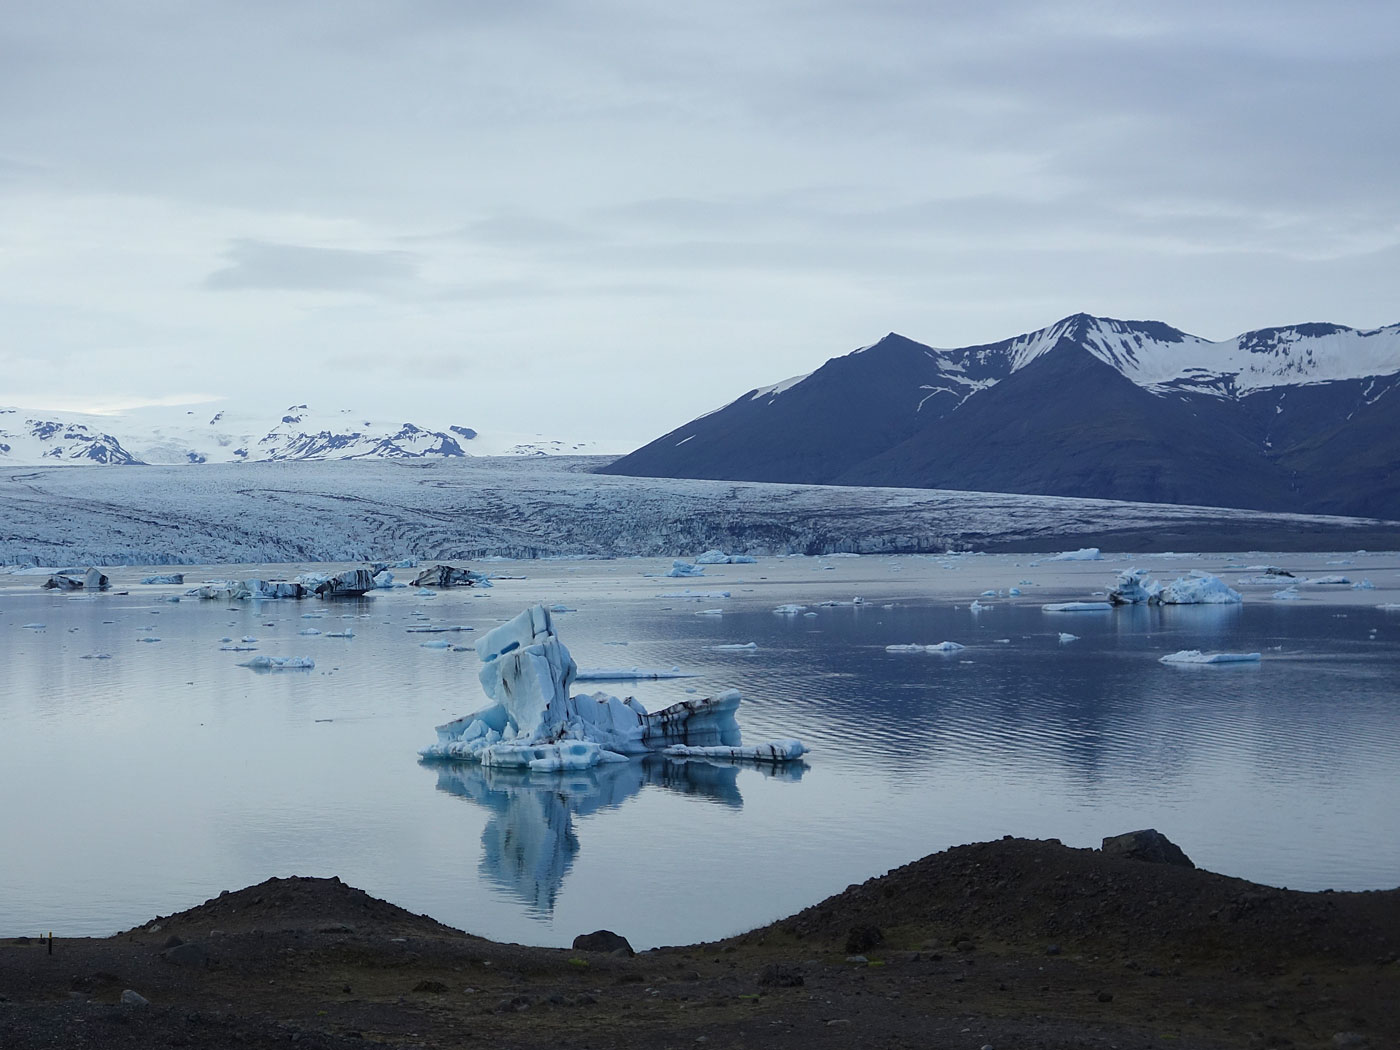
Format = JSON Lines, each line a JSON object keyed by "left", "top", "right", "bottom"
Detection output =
{"left": 421, "top": 605, "right": 806, "bottom": 770}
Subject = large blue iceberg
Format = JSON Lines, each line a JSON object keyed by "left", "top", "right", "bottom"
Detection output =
{"left": 421, "top": 605, "right": 806, "bottom": 771}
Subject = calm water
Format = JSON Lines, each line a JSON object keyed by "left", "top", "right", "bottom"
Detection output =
{"left": 2, "top": 556, "right": 1398, "bottom": 948}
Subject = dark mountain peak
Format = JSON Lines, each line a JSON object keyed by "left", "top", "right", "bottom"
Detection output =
{"left": 1239, "top": 322, "right": 1350, "bottom": 352}
{"left": 852, "top": 332, "right": 935, "bottom": 358}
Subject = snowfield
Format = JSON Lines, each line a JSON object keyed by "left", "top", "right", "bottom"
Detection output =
{"left": 0, "top": 457, "right": 1394, "bottom": 566}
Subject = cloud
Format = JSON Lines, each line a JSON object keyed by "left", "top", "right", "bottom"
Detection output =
{"left": 203, "top": 240, "right": 419, "bottom": 293}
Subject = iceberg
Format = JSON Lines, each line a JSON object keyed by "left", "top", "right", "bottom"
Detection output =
{"left": 41, "top": 567, "right": 109, "bottom": 591}
{"left": 694, "top": 549, "right": 757, "bottom": 565}
{"left": 421, "top": 605, "right": 805, "bottom": 770}
{"left": 1159, "top": 650, "right": 1261, "bottom": 665}
{"left": 886, "top": 641, "right": 964, "bottom": 653}
{"left": 411, "top": 564, "right": 491, "bottom": 588}
{"left": 238, "top": 655, "right": 315, "bottom": 670}
{"left": 140, "top": 573, "right": 184, "bottom": 585}
{"left": 1042, "top": 602, "right": 1113, "bottom": 612}
{"left": 664, "top": 560, "right": 705, "bottom": 578}
{"left": 1107, "top": 569, "right": 1241, "bottom": 606}
{"left": 1049, "top": 547, "right": 1103, "bottom": 561}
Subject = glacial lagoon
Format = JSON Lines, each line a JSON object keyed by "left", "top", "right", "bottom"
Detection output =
{"left": 2, "top": 552, "right": 1398, "bottom": 948}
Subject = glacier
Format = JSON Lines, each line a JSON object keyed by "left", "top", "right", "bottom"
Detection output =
{"left": 421, "top": 605, "right": 807, "bottom": 771}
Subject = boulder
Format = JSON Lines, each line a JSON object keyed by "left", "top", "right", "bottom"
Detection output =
{"left": 1100, "top": 829, "right": 1195, "bottom": 868}
{"left": 572, "top": 929, "right": 633, "bottom": 955}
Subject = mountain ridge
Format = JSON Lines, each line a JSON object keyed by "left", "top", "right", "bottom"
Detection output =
{"left": 599, "top": 313, "right": 1400, "bottom": 519}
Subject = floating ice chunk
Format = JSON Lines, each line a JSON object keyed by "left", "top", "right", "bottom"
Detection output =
{"left": 241, "top": 636, "right": 258, "bottom": 643}
{"left": 886, "top": 641, "right": 964, "bottom": 653}
{"left": 664, "top": 740, "right": 806, "bottom": 763}
{"left": 1304, "top": 575, "right": 1352, "bottom": 585}
{"left": 575, "top": 667, "right": 698, "bottom": 681}
{"left": 424, "top": 606, "right": 801, "bottom": 769}
{"left": 1008, "top": 587, "right": 1022, "bottom": 596}
{"left": 21, "top": 623, "right": 46, "bottom": 629}
{"left": 979, "top": 590, "right": 998, "bottom": 597}
{"left": 665, "top": 560, "right": 705, "bottom": 578}
{"left": 412, "top": 564, "right": 491, "bottom": 588}
{"left": 325, "top": 630, "right": 354, "bottom": 638}
{"left": 140, "top": 573, "right": 184, "bottom": 585}
{"left": 548, "top": 604, "right": 576, "bottom": 613}
{"left": 1059, "top": 633, "right": 1079, "bottom": 643}
{"left": 969, "top": 599, "right": 991, "bottom": 612}
{"left": 415, "top": 588, "right": 435, "bottom": 596}
{"left": 1159, "top": 650, "right": 1261, "bottom": 665}
{"left": 695, "top": 608, "right": 724, "bottom": 616}
{"left": 238, "top": 656, "right": 315, "bottom": 670}
{"left": 1159, "top": 572, "right": 1242, "bottom": 604}
{"left": 1272, "top": 587, "right": 1302, "bottom": 600}
{"left": 1042, "top": 602, "right": 1113, "bottom": 612}
{"left": 80, "top": 652, "right": 111, "bottom": 659}
{"left": 299, "top": 628, "right": 322, "bottom": 636}
{"left": 1107, "top": 568, "right": 1163, "bottom": 604}
{"left": 772, "top": 604, "right": 806, "bottom": 615}
{"left": 694, "top": 549, "right": 730, "bottom": 565}
{"left": 1049, "top": 547, "right": 1102, "bottom": 561}
{"left": 1377, "top": 603, "right": 1400, "bottom": 611}
{"left": 138, "top": 637, "right": 161, "bottom": 643}
{"left": 406, "top": 625, "right": 473, "bottom": 633}
{"left": 220, "top": 645, "right": 258, "bottom": 651}
{"left": 660, "top": 590, "right": 731, "bottom": 599}
{"left": 421, "top": 640, "right": 454, "bottom": 649}
{"left": 1352, "top": 579, "right": 1375, "bottom": 590}
{"left": 708, "top": 642, "right": 758, "bottom": 651}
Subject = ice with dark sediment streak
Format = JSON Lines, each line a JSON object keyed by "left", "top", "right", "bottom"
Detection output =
{"left": 421, "top": 604, "right": 806, "bottom": 771}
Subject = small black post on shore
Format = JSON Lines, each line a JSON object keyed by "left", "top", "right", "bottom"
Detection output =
{"left": 48, "top": 931, "right": 53, "bottom": 956}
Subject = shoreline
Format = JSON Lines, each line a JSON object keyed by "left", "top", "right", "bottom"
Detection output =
{"left": 3, "top": 835, "right": 1396, "bottom": 1049}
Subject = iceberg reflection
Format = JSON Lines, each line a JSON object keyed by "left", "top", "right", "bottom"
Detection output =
{"left": 427, "top": 754, "right": 806, "bottom": 914}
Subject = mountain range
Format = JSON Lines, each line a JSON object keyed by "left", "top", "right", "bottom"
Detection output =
{"left": 0, "top": 404, "right": 621, "bottom": 466}
{"left": 600, "top": 314, "right": 1400, "bottom": 520}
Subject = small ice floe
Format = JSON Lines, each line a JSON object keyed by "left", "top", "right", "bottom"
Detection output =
{"left": 140, "top": 574, "right": 184, "bottom": 585}
{"left": 660, "top": 590, "right": 731, "bottom": 599}
{"left": 817, "top": 597, "right": 864, "bottom": 607}
{"left": 1272, "top": 587, "right": 1302, "bottom": 600}
{"left": 405, "top": 625, "right": 473, "bottom": 633}
{"left": 299, "top": 628, "right": 322, "bottom": 636}
{"left": 1304, "top": 575, "right": 1352, "bottom": 586}
{"left": 709, "top": 642, "right": 758, "bottom": 651}
{"left": 238, "top": 655, "right": 315, "bottom": 670}
{"left": 969, "top": 599, "right": 992, "bottom": 612}
{"left": 21, "top": 623, "right": 46, "bottom": 629}
{"left": 301, "top": 613, "right": 324, "bottom": 619}
{"left": 241, "top": 636, "right": 258, "bottom": 643}
{"left": 325, "top": 630, "right": 355, "bottom": 638}
{"left": 422, "top": 605, "right": 804, "bottom": 770}
{"left": 1059, "top": 633, "right": 1079, "bottom": 643}
{"left": 886, "top": 641, "right": 965, "bottom": 653}
{"left": 695, "top": 608, "right": 724, "bottom": 616}
{"left": 575, "top": 667, "right": 699, "bottom": 681}
{"left": 979, "top": 590, "right": 998, "bottom": 597}
{"left": 80, "top": 652, "right": 111, "bottom": 660}
{"left": 665, "top": 741, "right": 805, "bottom": 762}
{"left": 411, "top": 564, "right": 491, "bottom": 589}
{"left": 1048, "top": 547, "right": 1102, "bottom": 562}
{"left": 694, "top": 549, "right": 756, "bottom": 565}
{"left": 1352, "top": 580, "right": 1375, "bottom": 590}
{"left": 1159, "top": 650, "right": 1261, "bottom": 665}
{"left": 414, "top": 588, "right": 436, "bottom": 596}
{"left": 549, "top": 604, "right": 576, "bottom": 613}
{"left": 773, "top": 604, "right": 806, "bottom": 615}
{"left": 665, "top": 560, "right": 706, "bottom": 578}
{"left": 1042, "top": 602, "right": 1113, "bottom": 612}
{"left": 1008, "top": 587, "right": 1022, "bottom": 596}
{"left": 219, "top": 645, "right": 258, "bottom": 651}
{"left": 138, "top": 637, "right": 161, "bottom": 643}
{"left": 420, "top": 640, "right": 454, "bottom": 649}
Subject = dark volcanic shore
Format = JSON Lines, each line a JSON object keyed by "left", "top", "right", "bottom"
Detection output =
{"left": 2, "top": 838, "right": 1396, "bottom": 1050}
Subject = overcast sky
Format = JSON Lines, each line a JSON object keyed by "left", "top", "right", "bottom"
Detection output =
{"left": 2, "top": 1, "right": 1397, "bottom": 446}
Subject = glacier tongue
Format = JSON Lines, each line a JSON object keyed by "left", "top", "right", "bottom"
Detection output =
{"left": 423, "top": 604, "right": 805, "bottom": 770}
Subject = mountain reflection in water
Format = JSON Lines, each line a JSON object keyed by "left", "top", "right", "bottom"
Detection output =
{"left": 426, "top": 755, "right": 807, "bottom": 914}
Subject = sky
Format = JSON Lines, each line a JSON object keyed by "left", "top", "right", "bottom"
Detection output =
{"left": 2, "top": 0, "right": 1398, "bottom": 447}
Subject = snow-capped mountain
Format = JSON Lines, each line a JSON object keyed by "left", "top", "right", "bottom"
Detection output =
{"left": 0, "top": 404, "right": 622, "bottom": 467}
{"left": 600, "top": 314, "right": 1400, "bottom": 520}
